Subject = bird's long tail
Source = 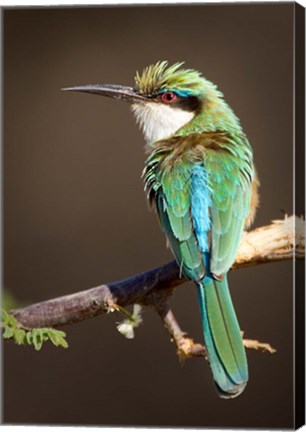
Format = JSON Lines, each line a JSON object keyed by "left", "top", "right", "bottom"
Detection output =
{"left": 197, "top": 275, "right": 248, "bottom": 398}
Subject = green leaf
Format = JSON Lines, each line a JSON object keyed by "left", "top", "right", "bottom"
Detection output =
{"left": 55, "top": 335, "right": 68, "bottom": 349}
{"left": 48, "top": 329, "right": 68, "bottom": 348}
{"left": 32, "top": 329, "right": 43, "bottom": 351}
{"left": 40, "top": 329, "right": 50, "bottom": 343}
{"left": 1, "top": 309, "right": 18, "bottom": 331}
{"left": 6, "top": 314, "right": 18, "bottom": 328}
{"left": 26, "top": 331, "right": 33, "bottom": 345}
{"left": 14, "top": 328, "right": 26, "bottom": 345}
{"left": 1, "top": 309, "right": 10, "bottom": 323}
{"left": 47, "top": 331, "right": 59, "bottom": 346}
{"left": 3, "top": 326, "right": 14, "bottom": 339}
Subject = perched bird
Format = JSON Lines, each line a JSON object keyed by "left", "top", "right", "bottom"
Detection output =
{"left": 64, "top": 61, "right": 259, "bottom": 398}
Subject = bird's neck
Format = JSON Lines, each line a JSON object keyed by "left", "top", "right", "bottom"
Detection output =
{"left": 178, "top": 95, "right": 242, "bottom": 138}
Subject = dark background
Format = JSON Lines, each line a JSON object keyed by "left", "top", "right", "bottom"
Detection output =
{"left": 3, "top": 3, "right": 294, "bottom": 429}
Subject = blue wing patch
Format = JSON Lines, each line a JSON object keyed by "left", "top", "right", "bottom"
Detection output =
{"left": 191, "top": 164, "right": 211, "bottom": 254}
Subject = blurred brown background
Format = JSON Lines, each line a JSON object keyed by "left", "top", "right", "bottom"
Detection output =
{"left": 3, "top": 3, "right": 294, "bottom": 428}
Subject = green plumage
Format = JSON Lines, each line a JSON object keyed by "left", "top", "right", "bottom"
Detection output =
{"left": 144, "top": 131, "right": 254, "bottom": 281}
{"left": 135, "top": 61, "right": 215, "bottom": 97}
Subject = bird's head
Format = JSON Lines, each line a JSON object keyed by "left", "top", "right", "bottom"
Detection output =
{"left": 63, "top": 61, "right": 232, "bottom": 145}
{"left": 131, "top": 61, "right": 215, "bottom": 144}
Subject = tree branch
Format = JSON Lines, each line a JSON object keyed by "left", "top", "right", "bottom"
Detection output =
{"left": 11, "top": 215, "right": 304, "bottom": 350}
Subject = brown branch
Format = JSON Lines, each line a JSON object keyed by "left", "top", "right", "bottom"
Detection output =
{"left": 233, "top": 215, "right": 305, "bottom": 268}
{"left": 11, "top": 215, "right": 304, "bottom": 342}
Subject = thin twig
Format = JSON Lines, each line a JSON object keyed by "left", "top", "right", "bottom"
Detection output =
{"left": 243, "top": 338, "right": 276, "bottom": 354}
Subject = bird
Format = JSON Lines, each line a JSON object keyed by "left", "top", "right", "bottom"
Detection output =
{"left": 63, "top": 61, "right": 259, "bottom": 398}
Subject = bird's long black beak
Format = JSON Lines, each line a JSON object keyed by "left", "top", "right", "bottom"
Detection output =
{"left": 62, "top": 84, "right": 147, "bottom": 103}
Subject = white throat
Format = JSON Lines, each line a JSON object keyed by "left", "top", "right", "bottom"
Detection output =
{"left": 131, "top": 102, "right": 195, "bottom": 145}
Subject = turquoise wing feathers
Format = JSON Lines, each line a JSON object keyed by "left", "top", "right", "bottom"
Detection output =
{"left": 143, "top": 131, "right": 254, "bottom": 398}
{"left": 205, "top": 143, "right": 253, "bottom": 277}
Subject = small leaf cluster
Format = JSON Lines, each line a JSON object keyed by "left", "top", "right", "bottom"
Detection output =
{"left": 1, "top": 309, "right": 69, "bottom": 351}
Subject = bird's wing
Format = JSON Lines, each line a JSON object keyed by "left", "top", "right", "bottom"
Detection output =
{"left": 156, "top": 159, "right": 207, "bottom": 281}
{"left": 203, "top": 146, "right": 253, "bottom": 277}
{"left": 144, "top": 133, "right": 253, "bottom": 280}
{"left": 144, "top": 143, "right": 206, "bottom": 281}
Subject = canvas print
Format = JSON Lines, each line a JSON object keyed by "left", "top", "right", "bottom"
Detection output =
{"left": 2, "top": 2, "right": 305, "bottom": 429}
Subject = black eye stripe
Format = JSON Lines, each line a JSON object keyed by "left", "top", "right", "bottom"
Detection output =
{"left": 175, "top": 95, "right": 201, "bottom": 112}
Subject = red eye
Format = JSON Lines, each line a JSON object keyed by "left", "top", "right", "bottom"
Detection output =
{"left": 161, "top": 92, "right": 177, "bottom": 104}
